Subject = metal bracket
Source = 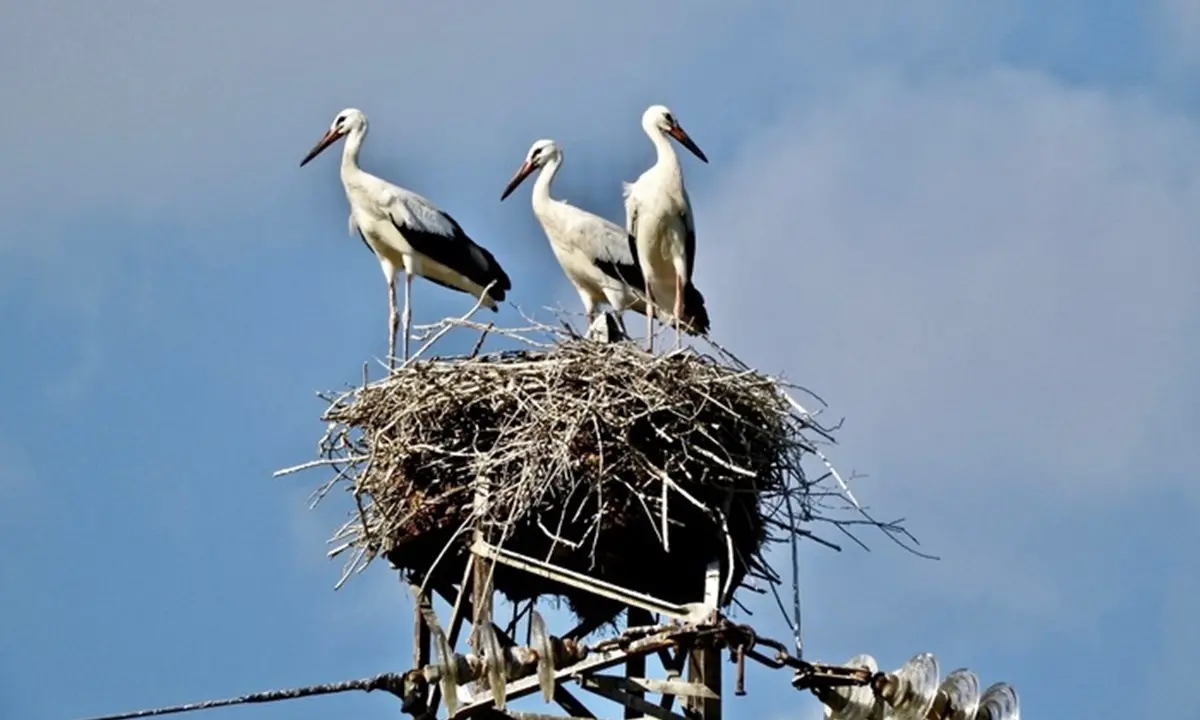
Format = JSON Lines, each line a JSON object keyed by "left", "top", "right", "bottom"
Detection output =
{"left": 621, "top": 676, "right": 718, "bottom": 700}
{"left": 578, "top": 676, "right": 691, "bottom": 720}
{"left": 471, "top": 540, "right": 710, "bottom": 622}
{"left": 450, "top": 629, "right": 679, "bottom": 718}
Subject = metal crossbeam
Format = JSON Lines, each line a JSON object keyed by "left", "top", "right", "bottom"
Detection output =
{"left": 623, "top": 676, "right": 718, "bottom": 700}
{"left": 450, "top": 632, "right": 674, "bottom": 718}
{"left": 685, "top": 560, "right": 723, "bottom": 719}
{"left": 578, "top": 677, "right": 690, "bottom": 720}
{"left": 470, "top": 540, "right": 707, "bottom": 621}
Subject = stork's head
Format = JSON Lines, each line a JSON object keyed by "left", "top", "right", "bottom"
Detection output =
{"left": 500, "top": 139, "right": 562, "bottom": 201}
{"left": 642, "top": 104, "right": 708, "bottom": 164}
{"left": 300, "top": 108, "right": 367, "bottom": 167}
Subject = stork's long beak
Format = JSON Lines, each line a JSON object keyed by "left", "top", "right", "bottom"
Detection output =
{"left": 668, "top": 125, "right": 708, "bottom": 164}
{"left": 500, "top": 161, "right": 536, "bottom": 201}
{"left": 300, "top": 129, "right": 342, "bottom": 167}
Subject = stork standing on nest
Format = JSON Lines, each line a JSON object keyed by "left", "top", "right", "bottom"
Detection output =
{"left": 500, "top": 138, "right": 710, "bottom": 339}
{"left": 300, "top": 108, "right": 512, "bottom": 366}
{"left": 622, "top": 104, "right": 709, "bottom": 351}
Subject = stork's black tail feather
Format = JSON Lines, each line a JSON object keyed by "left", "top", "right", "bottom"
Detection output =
{"left": 385, "top": 214, "right": 512, "bottom": 306}
{"left": 474, "top": 244, "right": 512, "bottom": 305}
{"left": 682, "top": 283, "right": 711, "bottom": 335}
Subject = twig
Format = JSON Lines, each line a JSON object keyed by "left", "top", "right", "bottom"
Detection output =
{"left": 402, "top": 281, "right": 498, "bottom": 368}
{"left": 273, "top": 455, "right": 369, "bottom": 477}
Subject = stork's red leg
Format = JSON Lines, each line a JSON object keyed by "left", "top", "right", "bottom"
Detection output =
{"left": 387, "top": 275, "right": 399, "bottom": 370}
{"left": 673, "top": 274, "right": 683, "bottom": 349}
{"left": 401, "top": 272, "right": 413, "bottom": 363}
{"left": 644, "top": 280, "right": 656, "bottom": 352}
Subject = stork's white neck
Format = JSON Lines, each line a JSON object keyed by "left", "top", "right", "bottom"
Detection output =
{"left": 647, "top": 126, "right": 681, "bottom": 177}
{"left": 531, "top": 154, "right": 562, "bottom": 213}
{"left": 340, "top": 124, "right": 367, "bottom": 175}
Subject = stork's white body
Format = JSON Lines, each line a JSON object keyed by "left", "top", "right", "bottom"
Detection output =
{"left": 301, "top": 109, "right": 510, "bottom": 365}
{"left": 340, "top": 161, "right": 501, "bottom": 312}
{"left": 534, "top": 197, "right": 644, "bottom": 322}
{"left": 524, "top": 145, "right": 651, "bottom": 322}
{"left": 500, "top": 139, "right": 709, "bottom": 338}
{"left": 622, "top": 105, "right": 708, "bottom": 350}
{"left": 622, "top": 162, "right": 694, "bottom": 317}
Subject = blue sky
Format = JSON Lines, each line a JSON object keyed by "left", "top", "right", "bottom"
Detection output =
{"left": 2, "top": 2, "right": 1198, "bottom": 719}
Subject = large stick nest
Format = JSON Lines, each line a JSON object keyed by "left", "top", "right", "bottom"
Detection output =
{"left": 289, "top": 317, "right": 913, "bottom": 628}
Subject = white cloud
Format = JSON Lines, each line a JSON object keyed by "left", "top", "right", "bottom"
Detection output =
{"left": 701, "top": 67, "right": 1200, "bottom": 499}
{"left": 0, "top": 2, "right": 734, "bottom": 219}
{"left": 693, "top": 66, "right": 1200, "bottom": 689}
{"left": 0, "top": 1, "right": 1044, "bottom": 363}
{"left": 0, "top": 1, "right": 1017, "bottom": 231}
{"left": 1154, "top": 0, "right": 1200, "bottom": 71}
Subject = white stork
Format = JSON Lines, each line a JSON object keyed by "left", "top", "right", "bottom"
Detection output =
{"left": 299, "top": 108, "right": 511, "bottom": 366}
{"left": 500, "top": 138, "right": 709, "bottom": 339}
{"left": 622, "top": 104, "right": 709, "bottom": 351}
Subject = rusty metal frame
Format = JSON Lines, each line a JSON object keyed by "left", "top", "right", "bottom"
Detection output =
{"left": 407, "top": 543, "right": 728, "bottom": 719}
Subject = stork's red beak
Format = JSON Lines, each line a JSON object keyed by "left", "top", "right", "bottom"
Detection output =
{"left": 300, "top": 128, "right": 342, "bottom": 167}
{"left": 500, "top": 160, "right": 536, "bottom": 201}
{"left": 668, "top": 125, "right": 708, "bottom": 164}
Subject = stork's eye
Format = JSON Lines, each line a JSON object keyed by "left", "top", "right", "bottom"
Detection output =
{"left": 664, "top": 113, "right": 675, "bottom": 125}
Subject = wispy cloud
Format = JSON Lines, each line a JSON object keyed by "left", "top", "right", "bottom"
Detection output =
{"left": 703, "top": 67, "right": 1200, "bottom": 497}
{"left": 695, "top": 66, "right": 1200, "bottom": 708}
{"left": 1153, "top": 0, "right": 1200, "bottom": 73}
